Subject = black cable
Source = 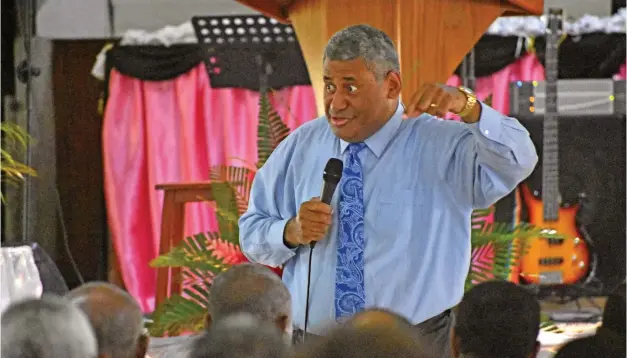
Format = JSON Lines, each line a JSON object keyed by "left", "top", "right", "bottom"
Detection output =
{"left": 54, "top": 187, "right": 84, "bottom": 284}
{"left": 19, "top": 0, "right": 35, "bottom": 243}
{"left": 303, "top": 247, "right": 314, "bottom": 342}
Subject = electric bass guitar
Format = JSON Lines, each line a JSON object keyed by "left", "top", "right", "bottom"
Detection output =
{"left": 518, "top": 9, "right": 593, "bottom": 285}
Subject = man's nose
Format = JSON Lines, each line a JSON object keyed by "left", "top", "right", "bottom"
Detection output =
{"left": 330, "top": 93, "right": 348, "bottom": 112}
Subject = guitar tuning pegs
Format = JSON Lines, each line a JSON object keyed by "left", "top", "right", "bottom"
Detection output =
{"left": 572, "top": 254, "right": 577, "bottom": 261}
{"left": 578, "top": 262, "right": 585, "bottom": 269}
{"left": 573, "top": 237, "right": 580, "bottom": 245}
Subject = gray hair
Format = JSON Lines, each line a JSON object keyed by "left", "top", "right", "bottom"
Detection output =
{"left": 323, "top": 24, "right": 400, "bottom": 80}
{"left": 1, "top": 295, "right": 97, "bottom": 358}
{"left": 190, "top": 313, "right": 289, "bottom": 358}
{"left": 67, "top": 282, "right": 144, "bottom": 358}
{"left": 209, "top": 264, "right": 291, "bottom": 323}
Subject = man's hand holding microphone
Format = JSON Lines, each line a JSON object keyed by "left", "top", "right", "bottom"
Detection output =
{"left": 284, "top": 158, "right": 344, "bottom": 249}
{"left": 284, "top": 198, "right": 333, "bottom": 248}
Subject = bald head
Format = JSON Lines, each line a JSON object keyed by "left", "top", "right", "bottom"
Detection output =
{"left": 347, "top": 308, "right": 412, "bottom": 330}
{"left": 67, "top": 282, "right": 144, "bottom": 358}
{"left": 208, "top": 264, "right": 292, "bottom": 337}
{"left": 1, "top": 295, "right": 97, "bottom": 358}
{"left": 303, "top": 324, "right": 427, "bottom": 358}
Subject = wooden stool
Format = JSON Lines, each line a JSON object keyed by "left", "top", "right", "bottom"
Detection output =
{"left": 154, "top": 182, "right": 214, "bottom": 308}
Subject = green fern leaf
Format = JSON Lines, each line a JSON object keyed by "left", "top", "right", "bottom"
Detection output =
{"left": 208, "top": 166, "right": 253, "bottom": 216}
{"left": 257, "top": 91, "right": 274, "bottom": 168}
{"left": 183, "top": 284, "right": 211, "bottom": 308}
{"left": 211, "top": 182, "right": 240, "bottom": 245}
{"left": 466, "top": 222, "right": 561, "bottom": 290}
{"left": 148, "top": 295, "right": 206, "bottom": 336}
{"left": 257, "top": 91, "right": 290, "bottom": 168}
{"left": 149, "top": 233, "right": 229, "bottom": 275}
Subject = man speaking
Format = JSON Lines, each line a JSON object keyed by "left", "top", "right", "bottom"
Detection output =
{"left": 239, "top": 24, "right": 537, "bottom": 356}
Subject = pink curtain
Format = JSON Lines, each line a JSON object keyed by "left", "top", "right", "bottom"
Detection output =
{"left": 103, "top": 63, "right": 316, "bottom": 312}
{"left": 615, "top": 63, "right": 626, "bottom": 79}
{"left": 104, "top": 55, "right": 544, "bottom": 311}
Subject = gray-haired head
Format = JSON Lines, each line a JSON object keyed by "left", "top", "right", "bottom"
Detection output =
{"left": 1, "top": 295, "right": 97, "bottom": 358}
{"left": 323, "top": 24, "right": 400, "bottom": 81}
{"left": 208, "top": 263, "right": 292, "bottom": 338}
{"left": 67, "top": 281, "right": 145, "bottom": 358}
{"left": 190, "top": 313, "right": 290, "bottom": 358}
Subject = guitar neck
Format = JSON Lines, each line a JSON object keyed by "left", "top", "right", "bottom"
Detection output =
{"left": 542, "top": 9, "right": 563, "bottom": 222}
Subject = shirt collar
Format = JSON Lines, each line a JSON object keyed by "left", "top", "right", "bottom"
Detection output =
{"left": 339, "top": 101, "right": 404, "bottom": 158}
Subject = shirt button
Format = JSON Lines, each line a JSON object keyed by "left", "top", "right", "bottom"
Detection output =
{"left": 484, "top": 130, "right": 489, "bottom": 135}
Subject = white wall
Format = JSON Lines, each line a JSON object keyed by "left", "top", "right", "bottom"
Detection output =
{"left": 545, "top": 0, "right": 612, "bottom": 19}
{"left": 37, "top": 0, "right": 259, "bottom": 39}
{"left": 37, "top": 0, "right": 617, "bottom": 39}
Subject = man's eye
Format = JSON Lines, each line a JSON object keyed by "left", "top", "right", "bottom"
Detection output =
{"left": 325, "top": 84, "right": 336, "bottom": 92}
{"left": 348, "top": 85, "right": 358, "bottom": 93}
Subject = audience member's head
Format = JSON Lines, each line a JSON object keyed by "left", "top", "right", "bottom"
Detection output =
{"left": 189, "top": 313, "right": 290, "bottom": 358}
{"left": 346, "top": 308, "right": 412, "bottom": 330}
{"left": 452, "top": 280, "right": 540, "bottom": 358}
{"left": 67, "top": 282, "right": 146, "bottom": 358}
{"left": 208, "top": 263, "right": 292, "bottom": 339}
{"left": 300, "top": 324, "right": 427, "bottom": 358}
{"left": 554, "top": 335, "right": 624, "bottom": 358}
{"left": 1, "top": 295, "right": 97, "bottom": 358}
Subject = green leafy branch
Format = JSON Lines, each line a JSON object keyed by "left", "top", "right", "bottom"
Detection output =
{"left": 1, "top": 122, "right": 37, "bottom": 201}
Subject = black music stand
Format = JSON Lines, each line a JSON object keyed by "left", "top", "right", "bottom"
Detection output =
{"left": 191, "top": 15, "right": 309, "bottom": 91}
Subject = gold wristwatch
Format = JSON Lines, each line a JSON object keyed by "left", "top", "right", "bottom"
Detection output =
{"left": 457, "top": 86, "right": 478, "bottom": 118}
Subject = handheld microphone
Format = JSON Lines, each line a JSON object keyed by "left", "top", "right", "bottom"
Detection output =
{"left": 304, "top": 158, "right": 343, "bottom": 342}
{"left": 312, "top": 158, "right": 343, "bottom": 249}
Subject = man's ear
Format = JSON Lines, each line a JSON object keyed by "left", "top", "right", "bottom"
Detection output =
{"left": 135, "top": 333, "right": 149, "bottom": 358}
{"left": 275, "top": 314, "right": 289, "bottom": 332}
{"left": 205, "top": 312, "right": 213, "bottom": 330}
{"left": 385, "top": 71, "right": 402, "bottom": 99}
{"left": 450, "top": 327, "right": 460, "bottom": 358}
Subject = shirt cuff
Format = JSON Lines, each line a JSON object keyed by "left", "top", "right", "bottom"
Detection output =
{"left": 470, "top": 102, "right": 504, "bottom": 145}
{"left": 267, "top": 218, "right": 298, "bottom": 261}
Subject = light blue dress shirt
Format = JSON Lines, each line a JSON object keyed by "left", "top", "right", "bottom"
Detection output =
{"left": 239, "top": 101, "right": 538, "bottom": 334}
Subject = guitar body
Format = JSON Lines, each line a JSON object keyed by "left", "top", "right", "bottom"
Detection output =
{"left": 519, "top": 184, "right": 591, "bottom": 284}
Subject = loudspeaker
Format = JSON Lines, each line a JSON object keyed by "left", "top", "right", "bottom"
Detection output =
{"left": 494, "top": 115, "right": 626, "bottom": 289}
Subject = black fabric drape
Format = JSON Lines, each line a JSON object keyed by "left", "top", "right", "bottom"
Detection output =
{"left": 534, "top": 33, "right": 626, "bottom": 79}
{"left": 453, "top": 36, "right": 525, "bottom": 78}
{"left": 106, "top": 45, "right": 205, "bottom": 82}
{"left": 104, "top": 33, "right": 625, "bottom": 92}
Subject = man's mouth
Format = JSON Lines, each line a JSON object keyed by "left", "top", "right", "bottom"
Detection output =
{"left": 330, "top": 116, "right": 350, "bottom": 127}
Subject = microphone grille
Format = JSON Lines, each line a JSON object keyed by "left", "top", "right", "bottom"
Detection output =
{"left": 323, "top": 158, "right": 343, "bottom": 184}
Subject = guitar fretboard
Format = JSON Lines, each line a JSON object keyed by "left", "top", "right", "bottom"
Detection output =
{"left": 542, "top": 9, "right": 563, "bottom": 221}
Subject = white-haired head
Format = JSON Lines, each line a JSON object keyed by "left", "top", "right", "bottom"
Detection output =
{"left": 1, "top": 295, "right": 97, "bottom": 358}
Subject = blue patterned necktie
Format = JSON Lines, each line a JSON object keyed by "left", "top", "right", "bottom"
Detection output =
{"left": 335, "top": 142, "right": 367, "bottom": 319}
